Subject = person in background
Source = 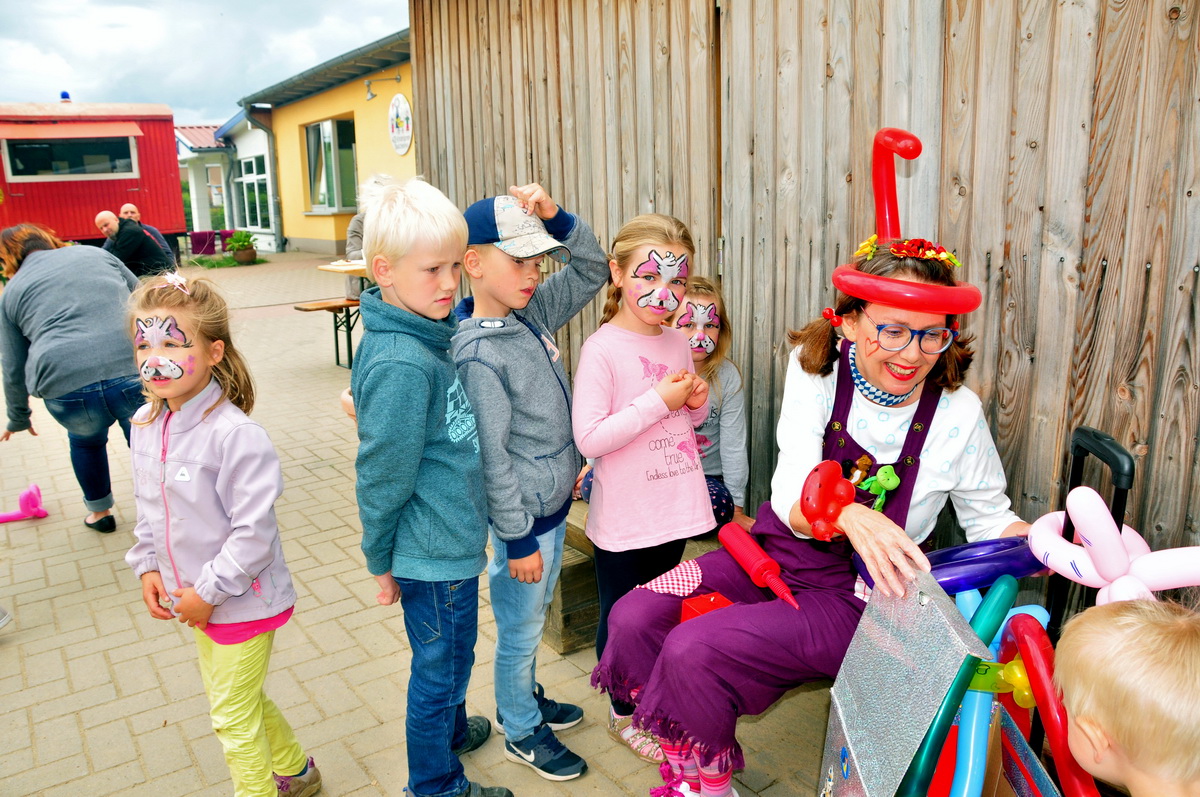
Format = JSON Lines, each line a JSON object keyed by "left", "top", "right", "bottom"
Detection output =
{"left": 106, "top": 203, "right": 173, "bottom": 259}
{"left": 95, "top": 210, "right": 173, "bottom": 277}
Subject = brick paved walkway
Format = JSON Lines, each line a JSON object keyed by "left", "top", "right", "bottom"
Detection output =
{"left": 0, "top": 256, "right": 830, "bottom": 796}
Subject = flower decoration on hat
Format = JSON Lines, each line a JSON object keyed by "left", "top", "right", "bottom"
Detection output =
{"left": 888, "top": 237, "right": 962, "bottom": 269}
{"left": 854, "top": 234, "right": 878, "bottom": 261}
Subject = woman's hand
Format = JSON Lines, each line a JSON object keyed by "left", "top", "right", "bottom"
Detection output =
{"left": 171, "top": 587, "right": 215, "bottom": 629}
{"left": 840, "top": 502, "right": 930, "bottom": 598}
{"left": 0, "top": 423, "right": 38, "bottom": 442}
{"left": 685, "top": 376, "right": 709, "bottom": 410}
{"left": 139, "top": 571, "right": 174, "bottom": 620}
{"left": 655, "top": 372, "right": 695, "bottom": 411}
{"left": 731, "top": 506, "right": 755, "bottom": 531}
{"left": 1000, "top": 521, "right": 1031, "bottom": 538}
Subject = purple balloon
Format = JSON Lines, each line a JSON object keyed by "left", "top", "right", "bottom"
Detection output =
{"left": 853, "top": 537, "right": 1044, "bottom": 595}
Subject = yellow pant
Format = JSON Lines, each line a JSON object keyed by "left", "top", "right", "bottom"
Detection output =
{"left": 194, "top": 628, "right": 307, "bottom": 797}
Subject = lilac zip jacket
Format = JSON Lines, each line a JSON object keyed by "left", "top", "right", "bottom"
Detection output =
{"left": 126, "top": 379, "right": 297, "bottom": 623}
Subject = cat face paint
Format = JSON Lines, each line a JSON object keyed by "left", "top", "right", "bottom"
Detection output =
{"left": 676, "top": 301, "right": 721, "bottom": 362}
{"left": 134, "top": 312, "right": 216, "bottom": 411}
{"left": 631, "top": 249, "right": 689, "bottom": 315}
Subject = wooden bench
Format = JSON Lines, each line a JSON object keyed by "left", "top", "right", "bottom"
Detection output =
{"left": 294, "top": 298, "right": 360, "bottom": 369}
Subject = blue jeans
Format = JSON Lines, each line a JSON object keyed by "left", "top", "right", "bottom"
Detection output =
{"left": 42, "top": 375, "right": 145, "bottom": 512}
{"left": 488, "top": 520, "right": 567, "bottom": 742}
{"left": 396, "top": 576, "right": 479, "bottom": 797}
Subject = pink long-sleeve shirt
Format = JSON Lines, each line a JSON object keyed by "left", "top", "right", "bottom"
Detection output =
{"left": 572, "top": 323, "right": 715, "bottom": 551}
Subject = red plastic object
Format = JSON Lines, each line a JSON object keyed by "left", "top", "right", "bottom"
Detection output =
{"left": 718, "top": 523, "right": 800, "bottom": 610}
{"left": 799, "top": 460, "right": 855, "bottom": 541}
{"left": 928, "top": 723, "right": 959, "bottom": 797}
{"left": 1003, "top": 614, "right": 1100, "bottom": 797}
{"left": 831, "top": 264, "right": 983, "bottom": 316}
{"left": 871, "top": 128, "right": 923, "bottom": 241}
{"left": 680, "top": 591, "right": 733, "bottom": 623}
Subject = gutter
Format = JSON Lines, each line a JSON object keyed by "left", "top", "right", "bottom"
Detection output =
{"left": 236, "top": 102, "right": 285, "bottom": 253}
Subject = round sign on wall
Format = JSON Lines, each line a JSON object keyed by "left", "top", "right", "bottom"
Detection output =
{"left": 389, "top": 93, "right": 413, "bottom": 156}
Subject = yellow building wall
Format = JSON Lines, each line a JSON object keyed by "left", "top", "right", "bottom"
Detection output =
{"left": 271, "top": 62, "right": 417, "bottom": 254}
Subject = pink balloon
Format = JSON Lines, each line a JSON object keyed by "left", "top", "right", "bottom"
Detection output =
{"left": 1027, "top": 511, "right": 1108, "bottom": 589}
{"left": 1129, "top": 547, "right": 1200, "bottom": 592}
{"left": 1120, "top": 525, "right": 1152, "bottom": 559}
{"left": 1065, "top": 487, "right": 1128, "bottom": 581}
{"left": 1098, "top": 575, "right": 1155, "bottom": 604}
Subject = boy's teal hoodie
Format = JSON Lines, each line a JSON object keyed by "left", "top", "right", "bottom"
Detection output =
{"left": 352, "top": 286, "right": 488, "bottom": 581}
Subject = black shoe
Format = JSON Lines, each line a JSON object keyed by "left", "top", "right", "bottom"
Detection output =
{"left": 454, "top": 783, "right": 514, "bottom": 797}
{"left": 84, "top": 515, "right": 116, "bottom": 533}
{"left": 451, "top": 715, "right": 492, "bottom": 756}
{"left": 496, "top": 682, "right": 584, "bottom": 734}
{"left": 503, "top": 723, "right": 588, "bottom": 781}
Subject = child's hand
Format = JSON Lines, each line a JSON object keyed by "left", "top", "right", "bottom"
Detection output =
{"left": 732, "top": 506, "right": 756, "bottom": 532}
{"left": 508, "top": 183, "right": 558, "bottom": 220}
{"left": 509, "top": 550, "right": 544, "bottom": 584}
{"left": 573, "top": 464, "right": 591, "bottom": 499}
{"left": 655, "top": 372, "right": 695, "bottom": 411}
{"left": 685, "top": 375, "right": 709, "bottom": 410}
{"left": 374, "top": 572, "right": 401, "bottom": 606}
{"left": 140, "top": 571, "right": 174, "bottom": 620}
{"left": 171, "top": 587, "right": 214, "bottom": 629}
{"left": 339, "top": 387, "right": 356, "bottom": 423}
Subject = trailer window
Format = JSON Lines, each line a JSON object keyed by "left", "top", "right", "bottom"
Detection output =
{"left": 4, "top": 137, "right": 138, "bottom": 180}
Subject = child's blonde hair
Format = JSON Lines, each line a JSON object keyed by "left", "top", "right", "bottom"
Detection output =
{"left": 360, "top": 175, "right": 467, "bottom": 268}
{"left": 600, "top": 214, "right": 695, "bottom": 325}
{"left": 1054, "top": 599, "right": 1200, "bottom": 782}
{"left": 128, "top": 275, "right": 254, "bottom": 422}
{"left": 680, "top": 276, "right": 739, "bottom": 398}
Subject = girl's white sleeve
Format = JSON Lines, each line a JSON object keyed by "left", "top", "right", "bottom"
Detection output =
{"left": 572, "top": 339, "right": 669, "bottom": 459}
{"left": 770, "top": 353, "right": 835, "bottom": 531}
{"left": 948, "top": 403, "right": 1022, "bottom": 542}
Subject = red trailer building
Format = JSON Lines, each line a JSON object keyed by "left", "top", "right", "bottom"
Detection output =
{"left": 0, "top": 101, "right": 186, "bottom": 245}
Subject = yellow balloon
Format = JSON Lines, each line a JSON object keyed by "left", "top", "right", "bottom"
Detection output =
{"left": 1014, "top": 687, "right": 1037, "bottom": 709}
{"left": 1003, "top": 659, "right": 1030, "bottom": 691}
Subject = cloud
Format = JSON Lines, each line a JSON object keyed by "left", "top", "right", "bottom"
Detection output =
{"left": 0, "top": 1, "right": 409, "bottom": 124}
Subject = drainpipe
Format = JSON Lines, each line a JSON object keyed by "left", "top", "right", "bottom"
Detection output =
{"left": 239, "top": 102, "right": 285, "bottom": 253}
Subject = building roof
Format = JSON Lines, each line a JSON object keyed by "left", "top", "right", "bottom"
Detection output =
{"left": 0, "top": 102, "right": 174, "bottom": 120}
{"left": 240, "top": 29, "right": 410, "bottom": 108}
{"left": 214, "top": 109, "right": 247, "bottom": 141}
{"left": 176, "top": 124, "right": 226, "bottom": 151}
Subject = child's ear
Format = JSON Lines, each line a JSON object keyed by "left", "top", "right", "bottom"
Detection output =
{"left": 1074, "top": 716, "right": 1112, "bottom": 763}
{"left": 371, "top": 254, "right": 392, "bottom": 287}
{"left": 608, "top": 259, "right": 624, "bottom": 287}
{"left": 207, "top": 338, "right": 226, "bottom": 367}
{"left": 463, "top": 248, "right": 484, "bottom": 280}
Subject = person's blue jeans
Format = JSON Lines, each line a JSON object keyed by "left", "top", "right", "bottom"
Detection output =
{"left": 396, "top": 576, "right": 479, "bottom": 797}
{"left": 488, "top": 519, "right": 567, "bottom": 742}
{"left": 41, "top": 375, "right": 145, "bottom": 512}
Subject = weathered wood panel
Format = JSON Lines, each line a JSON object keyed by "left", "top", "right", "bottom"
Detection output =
{"left": 412, "top": 0, "right": 1200, "bottom": 550}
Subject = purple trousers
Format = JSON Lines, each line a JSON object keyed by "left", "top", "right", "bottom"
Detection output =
{"left": 591, "top": 502, "right": 866, "bottom": 767}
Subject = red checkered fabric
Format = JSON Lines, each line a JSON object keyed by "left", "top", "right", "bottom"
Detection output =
{"left": 639, "top": 559, "right": 703, "bottom": 597}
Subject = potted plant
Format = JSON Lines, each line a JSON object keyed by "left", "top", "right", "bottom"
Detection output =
{"left": 225, "top": 230, "right": 258, "bottom": 264}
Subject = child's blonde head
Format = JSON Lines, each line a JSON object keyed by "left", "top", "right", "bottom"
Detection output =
{"left": 360, "top": 175, "right": 467, "bottom": 274}
{"left": 600, "top": 214, "right": 695, "bottom": 325}
{"left": 678, "top": 276, "right": 736, "bottom": 391}
{"left": 1054, "top": 599, "right": 1200, "bottom": 783}
{"left": 128, "top": 275, "right": 253, "bottom": 422}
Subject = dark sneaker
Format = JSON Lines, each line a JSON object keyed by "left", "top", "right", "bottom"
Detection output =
{"left": 495, "top": 682, "right": 584, "bottom": 734}
{"left": 451, "top": 715, "right": 492, "bottom": 756}
{"left": 274, "top": 756, "right": 321, "bottom": 797}
{"left": 453, "top": 783, "right": 514, "bottom": 797}
{"left": 503, "top": 724, "right": 587, "bottom": 781}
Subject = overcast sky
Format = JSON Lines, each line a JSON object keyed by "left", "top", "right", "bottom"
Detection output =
{"left": 0, "top": 1, "right": 411, "bottom": 125}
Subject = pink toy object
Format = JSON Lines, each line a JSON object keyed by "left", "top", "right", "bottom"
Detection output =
{"left": 718, "top": 523, "right": 801, "bottom": 610}
{"left": 0, "top": 484, "right": 48, "bottom": 523}
{"left": 1028, "top": 485, "right": 1200, "bottom": 604}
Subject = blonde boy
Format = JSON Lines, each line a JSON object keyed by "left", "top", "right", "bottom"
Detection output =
{"left": 1054, "top": 599, "right": 1200, "bottom": 797}
{"left": 352, "top": 176, "right": 511, "bottom": 797}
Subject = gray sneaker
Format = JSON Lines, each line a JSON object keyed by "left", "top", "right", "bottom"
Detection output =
{"left": 503, "top": 723, "right": 587, "bottom": 781}
{"left": 454, "top": 783, "right": 514, "bottom": 797}
{"left": 0, "top": 606, "right": 11, "bottom": 631}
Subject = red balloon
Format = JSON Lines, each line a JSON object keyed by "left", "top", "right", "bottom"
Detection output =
{"left": 872, "top": 128, "right": 923, "bottom": 241}
{"left": 831, "top": 264, "right": 982, "bottom": 316}
{"left": 800, "top": 460, "right": 855, "bottom": 541}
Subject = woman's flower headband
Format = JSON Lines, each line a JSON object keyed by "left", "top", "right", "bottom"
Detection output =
{"left": 853, "top": 234, "right": 962, "bottom": 270}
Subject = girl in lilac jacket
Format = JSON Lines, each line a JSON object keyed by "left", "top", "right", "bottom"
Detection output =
{"left": 124, "top": 274, "right": 321, "bottom": 797}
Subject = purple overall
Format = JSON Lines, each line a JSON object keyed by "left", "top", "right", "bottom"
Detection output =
{"left": 591, "top": 341, "right": 942, "bottom": 767}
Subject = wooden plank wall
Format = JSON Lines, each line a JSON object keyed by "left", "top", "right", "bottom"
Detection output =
{"left": 411, "top": 0, "right": 1200, "bottom": 551}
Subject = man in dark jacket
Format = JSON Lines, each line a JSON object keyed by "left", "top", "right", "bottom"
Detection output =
{"left": 95, "top": 210, "right": 173, "bottom": 277}
{"left": 115, "top": 203, "right": 173, "bottom": 258}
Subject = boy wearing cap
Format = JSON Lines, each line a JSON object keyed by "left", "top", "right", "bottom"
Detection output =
{"left": 453, "top": 183, "right": 608, "bottom": 781}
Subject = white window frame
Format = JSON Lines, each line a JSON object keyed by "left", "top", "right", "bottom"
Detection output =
{"left": 1, "top": 136, "right": 141, "bottom": 183}
{"left": 304, "top": 119, "right": 356, "bottom": 213}
{"left": 235, "top": 155, "right": 272, "bottom": 232}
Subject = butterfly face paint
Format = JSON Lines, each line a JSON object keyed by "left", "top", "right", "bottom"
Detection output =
{"left": 675, "top": 301, "right": 720, "bottom": 359}
{"left": 631, "top": 250, "right": 689, "bottom": 315}
{"left": 134, "top": 315, "right": 191, "bottom": 349}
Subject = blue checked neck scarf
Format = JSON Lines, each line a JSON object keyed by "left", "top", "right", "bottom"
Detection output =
{"left": 848, "top": 342, "right": 917, "bottom": 407}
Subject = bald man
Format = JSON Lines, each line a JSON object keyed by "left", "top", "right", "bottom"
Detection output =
{"left": 95, "top": 210, "right": 173, "bottom": 278}
{"left": 117, "top": 203, "right": 172, "bottom": 257}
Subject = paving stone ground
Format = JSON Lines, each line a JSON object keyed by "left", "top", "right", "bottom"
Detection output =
{"left": 0, "top": 254, "right": 831, "bottom": 796}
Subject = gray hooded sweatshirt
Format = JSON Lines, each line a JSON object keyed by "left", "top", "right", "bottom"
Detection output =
{"left": 452, "top": 211, "right": 608, "bottom": 558}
